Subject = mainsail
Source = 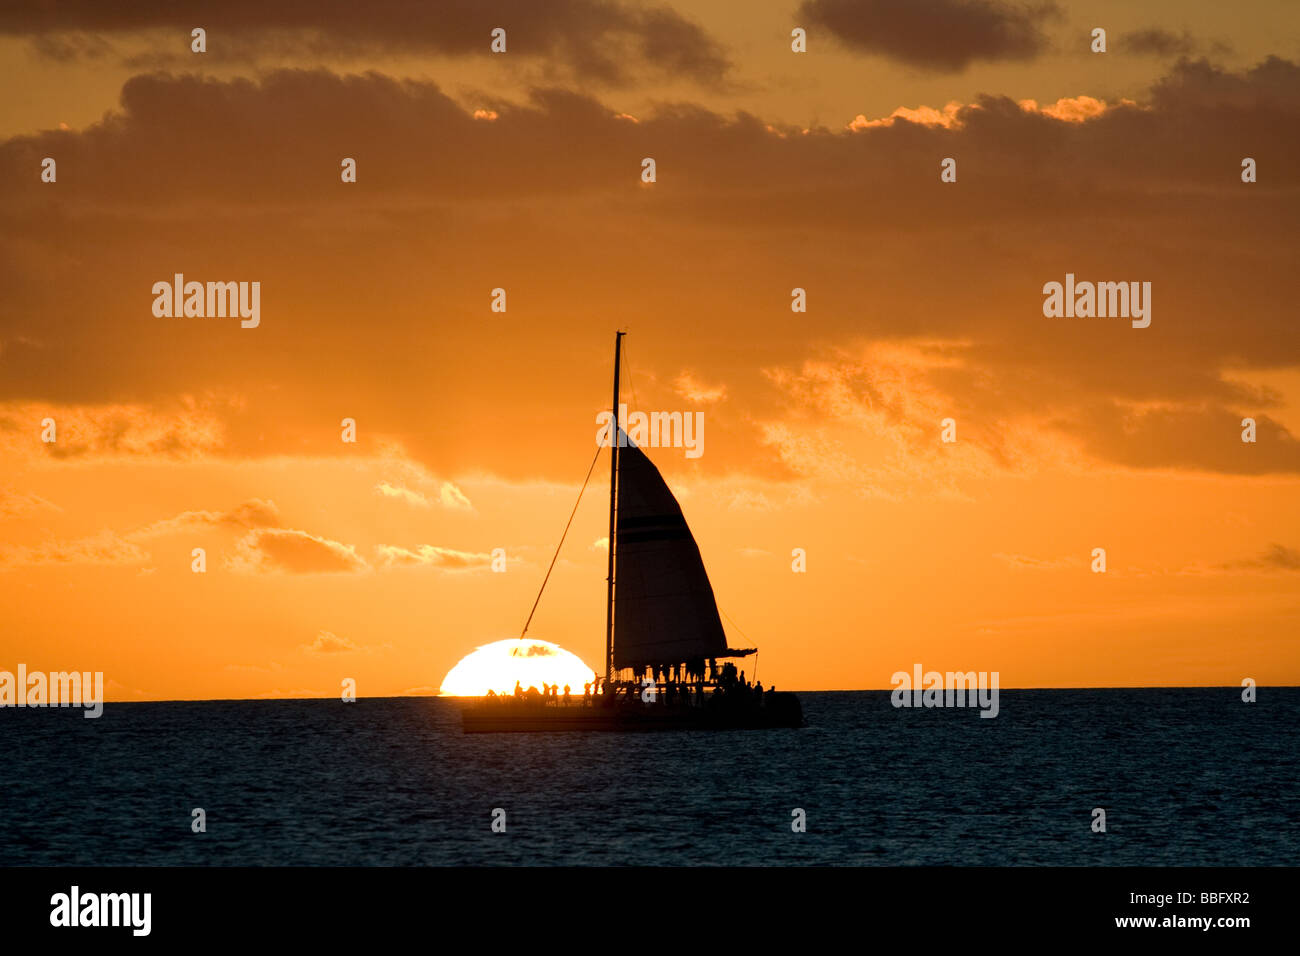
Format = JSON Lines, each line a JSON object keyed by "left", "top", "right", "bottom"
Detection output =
{"left": 612, "top": 430, "right": 730, "bottom": 669}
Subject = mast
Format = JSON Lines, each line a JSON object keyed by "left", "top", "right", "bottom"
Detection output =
{"left": 605, "top": 331, "right": 624, "bottom": 685}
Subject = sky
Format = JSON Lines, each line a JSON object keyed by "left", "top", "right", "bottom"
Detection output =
{"left": 1, "top": 1, "right": 1298, "bottom": 700}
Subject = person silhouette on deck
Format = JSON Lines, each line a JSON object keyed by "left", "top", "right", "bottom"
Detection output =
{"left": 514, "top": 680, "right": 523, "bottom": 699}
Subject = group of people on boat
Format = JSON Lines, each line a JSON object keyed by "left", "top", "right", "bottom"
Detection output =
{"left": 484, "top": 681, "right": 577, "bottom": 705}
{"left": 625, "top": 660, "right": 778, "bottom": 712}
{"left": 483, "top": 658, "right": 778, "bottom": 712}
{"left": 489, "top": 679, "right": 605, "bottom": 706}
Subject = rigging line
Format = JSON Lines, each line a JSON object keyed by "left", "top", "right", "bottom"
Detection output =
{"left": 518, "top": 442, "right": 604, "bottom": 640}
{"left": 719, "top": 605, "right": 756, "bottom": 651}
{"left": 720, "top": 604, "right": 760, "bottom": 681}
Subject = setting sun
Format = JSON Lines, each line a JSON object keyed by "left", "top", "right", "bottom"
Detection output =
{"left": 440, "top": 639, "right": 597, "bottom": 697}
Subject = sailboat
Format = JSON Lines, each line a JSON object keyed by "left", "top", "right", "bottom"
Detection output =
{"left": 460, "top": 332, "right": 803, "bottom": 732}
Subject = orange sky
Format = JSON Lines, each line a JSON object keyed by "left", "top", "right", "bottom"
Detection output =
{"left": 1, "top": 1, "right": 1298, "bottom": 699}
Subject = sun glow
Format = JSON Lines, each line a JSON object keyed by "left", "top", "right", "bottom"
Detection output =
{"left": 440, "top": 639, "right": 597, "bottom": 697}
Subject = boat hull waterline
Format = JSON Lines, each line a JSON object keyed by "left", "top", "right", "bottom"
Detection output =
{"left": 461, "top": 692, "right": 803, "bottom": 733}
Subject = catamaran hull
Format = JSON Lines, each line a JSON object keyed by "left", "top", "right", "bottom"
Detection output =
{"left": 460, "top": 693, "right": 802, "bottom": 733}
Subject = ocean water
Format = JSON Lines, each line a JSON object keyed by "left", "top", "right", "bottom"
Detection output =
{"left": 1, "top": 689, "right": 1296, "bottom": 866}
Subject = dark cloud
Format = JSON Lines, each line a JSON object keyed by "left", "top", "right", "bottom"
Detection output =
{"left": 0, "top": 59, "right": 1297, "bottom": 479}
{"left": 1070, "top": 406, "right": 1300, "bottom": 477}
{"left": 1220, "top": 543, "right": 1300, "bottom": 571}
{"left": 1122, "top": 28, "right": 1232, "bottom": 58}
{"left": 0, "top": 0, "right": 730, "bottom": 85}
{"left": 234, "top": 528, "right": 369, "bottom": 573}
{"left": 1123, "top": 29, "right": 1195, "bottom": 57}
{"left": 1255, "top": 544, "right": 1300, "bottom": 570}
{"left": 513, "top": 643, "right": 558, "bottom": 657}
{"left": 0, "top": 402, "right": 225, "bottom": 461}
{"left": 1150, "top": 54, "right": 1297, "bottom": 111}
{"left": 798, "top": 0, "right": 1060, "bottom": 71}
{"left": 131, "top": 499, "right": 283, "bottom": 536}
{"left": 220, "top": 498, "right": 282, "bottom": 529}
{"left": 26, "top": 31, "right": 118, "bottom": 62}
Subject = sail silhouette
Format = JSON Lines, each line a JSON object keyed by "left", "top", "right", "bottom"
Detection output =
{"left": 612, "top": 430, "right": 729, "bottom": 670}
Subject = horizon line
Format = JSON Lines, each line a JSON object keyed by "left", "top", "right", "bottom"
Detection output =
{"left": 16, "top": 683, "right": 1293, "bottom": 706}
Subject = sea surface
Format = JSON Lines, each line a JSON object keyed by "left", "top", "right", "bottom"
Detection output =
{"left": 1, "top": 689, "right": 1296, "bottom": 866}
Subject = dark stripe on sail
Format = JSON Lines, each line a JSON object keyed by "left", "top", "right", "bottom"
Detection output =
{"left": 618, "top": 514, "right": 688, "bottom": 530}
{"left": 617, "top": 528, "right": 693, "bottom": 544}
{"left": 618, "top": 513, "right": 692, "bottom": 544}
